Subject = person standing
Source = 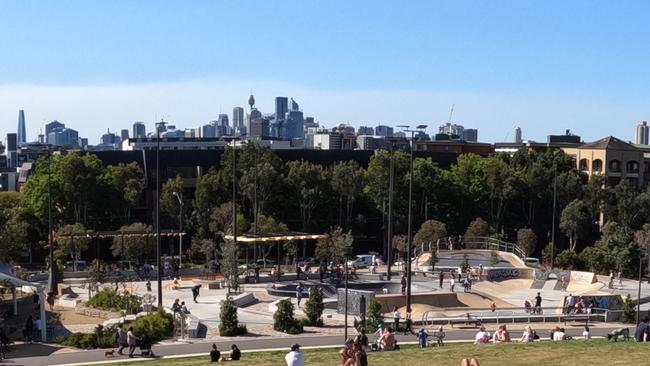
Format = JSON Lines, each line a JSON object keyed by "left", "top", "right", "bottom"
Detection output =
{"left": 285, "top": 343, "right": 304, "bottom": 366}
{"left": 450, "top": 277, "right": 456, "bottom": 292}
{"left": 534, "top": 292, "right": 542, "bottom": 315}
{"left": 318, "top": 264, "right": 325, "bottom": 283}
{"left": 127, "top": 327, "right": 140, "bottom": 358}
{"left": 192, "top": 284, "right": 202, "bottom": 303}
{"left": 400, "top": 275, "right": 407, "bottom": 295}
{"left": 439, "top": 271, "right": 444, "bottom": 289}
{"left": 23, "top": 315, "right": 33, "bottom": 342}
{"left": 116, "top": 325, "right": 127, "bottom": 355}
{"left": 254, "top": 265, "right": 260, "bottom": 283}
{"left": 617, "top": 270, "right": 623, "bottom": 286}
{"left": 392, "top": 306, "right": 401, "bottom": 331}
{"left": 565, "top": 294, "right": 575, "bottom": 314}
{"left": 404, "top": 307, "right": 413, "bottom": 335}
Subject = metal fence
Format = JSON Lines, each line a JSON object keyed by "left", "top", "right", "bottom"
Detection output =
{"left": 413, "top": 236, "right": 527, "bottom": 262}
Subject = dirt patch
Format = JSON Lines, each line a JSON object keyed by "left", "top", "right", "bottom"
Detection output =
{"left": 55, "top": 307, "right": 105, "bottom": 325}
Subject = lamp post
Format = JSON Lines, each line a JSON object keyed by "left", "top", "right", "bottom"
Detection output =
{"left": 155, "top": 120, "right": 166, "bottom": 308}
{"left": 386, "top": 144, "right": 395, "bottom": 281}
{"left": 397, "top": 124, "right": 427, "bottom": 317}
{"left": 173, "top": 191, "right": 183, "bottom": 269}
{"left": 47, "top": 147, "right": 56, "bottom": 295}
{"left": 344, "top": 256, "right": 349, "bottom": 342}
{"left": 637, "top": 253, "right": 644, "bottom": 326}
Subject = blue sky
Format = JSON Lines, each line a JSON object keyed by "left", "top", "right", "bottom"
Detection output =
{"left": 1, "top": 1, "right": 650, "bottom": 143}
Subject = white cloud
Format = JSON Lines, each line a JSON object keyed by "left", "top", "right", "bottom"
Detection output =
{"left": 0, "top": 80, "right": 644, "bottom": 144}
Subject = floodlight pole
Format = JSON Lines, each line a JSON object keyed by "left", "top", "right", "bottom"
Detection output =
{"left": 156, "top": 120, "right": 166, "bottom": 308}
{"left": 386, "top": 144, "right": 394, "bottom": 281}
{"left": 173, "top": 191, "right": 183, "bottom": 269}
{"left": 637, "top": 253, "right": 643, "bottom": 326}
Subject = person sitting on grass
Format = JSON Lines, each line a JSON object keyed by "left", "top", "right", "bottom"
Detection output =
{"left": 210, "top": 344, "right": 220, "bottom": 362}
{"left": 552, "top": 327, "right": 566, "bottom": 341}
{"left": 229, "top": 344, "right": 241, "bottom": 361}
{"left": 474, "top": 326, "right": 490, "bottom": 345}
{"left": 520, "top": 326, "right": 533, "bottom": 343}
{"left": 340, "top": 337, "right": 354, "bottom": 365}
{"left": 492, "top": 325, "right": 510, "bottom": 343}
{"left": 350, "top": 338, "right": 368, "bottom": 366}
{"left": 582, "top": 326, "right": 591, "bottom": 340}
{"left": 381, "top": 328, "right": 396, "bottom": 351}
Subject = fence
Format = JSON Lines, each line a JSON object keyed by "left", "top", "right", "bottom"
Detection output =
{"left": 413, "top": 236, "right": 528, "bottom": 262}
{"left": 420, "top": 307, "right": 623, "bottom": 326}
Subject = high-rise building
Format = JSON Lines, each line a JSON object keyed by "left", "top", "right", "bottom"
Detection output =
{"left": 285, "top": 110, "right": 304, "bottom": 140}
{"left": 200, "top": 124, "right": 216, "bottom": 138}
{"left": 247, "top": 108, "right": 262, "bottom": 134}
{"left": 636, "top": 121, "right": 649, "bottom": 145}
{"left": 133, "top": 122, "right": 146, "bottom": 138}
{"left": 48, "top": 128, "right": 79, "bottom": 148}
{"left": 215, "top": 114, "right": 230, "bottom": 136}
{"left": 358, "top": 126, "right": 374, "bottom": 135}
{"left": 250, "top": 117, "right": 270, "bottom": 138}
{"left": 438, "top": 122, "right": 478, "bottom": 142}
{"left": 290, "top": 98, "right": 299, "bottom": 111}
{"left": 17, "top": 110, "right": 26, "bottom": 146}
{"left": 233, "top": 107, "right": 244, "bottom": 131}
{"left": 463, "top": 129, "right": 478, "bottom": 142}
{"left": 514, "top": 127, "right": 522, "bottom": 144}
{"left": 375, "top": 125, "right": 394, "bottom": 137}
{"left": 120, "top": 129, "right": 129, "bottom": 141}
{"left": 45, "top": 120, "right": 65, "bottom": 140}
{"left": 101, "top": 129, "right": 120, "bottom": 145}
{"left": 6, "top": 133, "right": 17, "bottom": 168}
{"left": 275, "top": 97, "right": 288, "bottom": 122}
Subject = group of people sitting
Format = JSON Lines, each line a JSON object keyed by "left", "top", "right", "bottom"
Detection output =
{"left": 373, "top": 324, "right": 397, "bottom": 351}
{"left": 339, "top": 336, "right": 368, "bottom": 366}
{"left": 474, "top": 325, "right": 511, "bottom": 344}
{"left": 209, "top": 344, "right": 241, "bottom": 362}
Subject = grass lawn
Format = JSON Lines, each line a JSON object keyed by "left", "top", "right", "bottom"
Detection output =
{"left": 95, "top": 340, "right": 649, "bottom": 366}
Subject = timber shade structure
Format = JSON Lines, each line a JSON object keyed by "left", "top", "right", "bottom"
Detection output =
{"left": 223, "top": 232, "right": 327, "bottom": 282}
{"left": 223, "top": 232, "right": 326, "bottom": 243}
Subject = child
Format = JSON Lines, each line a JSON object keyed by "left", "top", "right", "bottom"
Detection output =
{"left": 582, "top": 326, "right": 591, "bottom": 340}
{"left": 417, "top": 328, "right": 428, "bottom": 348}
{"left": 433, "top": 326, "right": 445, "bottom": 346}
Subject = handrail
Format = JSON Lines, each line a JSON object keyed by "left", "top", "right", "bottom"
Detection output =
{"left": 412, "top": 236, "right": 528, "bottom": 267}
{"left": 421, "top": 307, "right": 618, "bottom": 325}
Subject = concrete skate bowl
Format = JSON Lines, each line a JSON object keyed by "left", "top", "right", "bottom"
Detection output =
{"left": 376, "top": 292, "right": 512, "bottom": 320}
{"left": 266, "top": 280, "right": 434, "bottom": 299}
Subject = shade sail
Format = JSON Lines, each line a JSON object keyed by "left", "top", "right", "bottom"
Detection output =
{"left": 223, "top": 232, "right": 327, "bottom": 243}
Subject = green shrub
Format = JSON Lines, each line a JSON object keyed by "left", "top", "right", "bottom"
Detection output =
{"left": 273, "top": 299, "right": 303, "bottom": 334}
{"left": 623, "top": 294, "right": 636, "bottom": 323}
{"left": 87, "top": 288, "right": 143, "bottom": 314}
{"left": 219, "top": 295, "right": 247, "bottom": 336}
{"left": 130, "top": 311, "right": 174, "bottom": 345}
{"left": 303, "top": 287, "right": 324, "bottom": 327}
{"left": 59, "top": 325, "right": 118, "bottom": 349}
{"left": 366, "top": 300, "right": 383, "bottom": 333}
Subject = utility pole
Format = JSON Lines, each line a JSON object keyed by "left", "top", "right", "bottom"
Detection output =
{"left": 156, "top": 120, "right": 166, "bottom": 308}
{"left": 386, "top": 144, "right": 395, "bottom": 281}
{"left": 550, "top": 160, "right": 557, "bottom": 268}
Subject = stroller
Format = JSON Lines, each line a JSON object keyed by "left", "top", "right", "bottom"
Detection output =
{"left": 138, "top": 337, "right": 155, "bottom": 358}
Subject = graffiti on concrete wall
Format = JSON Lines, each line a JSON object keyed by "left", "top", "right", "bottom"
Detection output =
{"left": 487, "top": 268, "right": 520, "bottom": 281}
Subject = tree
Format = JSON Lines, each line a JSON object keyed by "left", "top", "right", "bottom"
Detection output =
{"left": 192, "top": 169, "right": 227, "bottom": 238}
{"left": 555, "top": 249, "right": 581, "bottom": 270}
{"left": 220, "top": 240, "right": 240, "bottom": 293}
{"left": 209, "top": 202, "right": 249, "bottom": 239}
{"left": 580, "top": 246, "right": 606, "bottom": 273}
{"left": 364, "top": 150, "right": 410, "bottom": 229}
{"left": 391, "top": 235, "right": 408, "bottom": 257}
{"left": 254, "top": 214, "right": 289, "bottom": 264}
{"left": 304, "top": 287, "right": 324, "bottom": 326}
{"left": 366, "top": 300, "right": 383, "bottom": 332}
{"left": 56, "top": 223, "right": 92, "bottom": 271}
{"left": 273, "top": 299, "right": 303, "bottom": 334}
{"left": 464, "top": 217, "right": 490, "bottom": 238}
{"left": 516, "top": 228, "right": 537, "bottom": 256}
{"left": 622, "top": 294, "right": 636, "bottom": 323}
{"left": 314, "top": 227, "right": 353, "bottom": 262}
{"left": 160, "top": 175, "right": 186, "bottom": 226}
{"left": 286, "top": 160, "right": 328, "bottom": 257}
{"left": 560, "top": 199, "right": 591, "bottom": 251}
{"left": 189, "top": 237, "right": 217, "bottom": 268}
{"left": 106, "top": 162, "right": 144, "bottom": 221}
{"left": 330, "top": 161, "right": 365, "bottom": 226}
{"left": 219, "top": 295, "right": 247, "bottom": 336}
{"left": 634, "top": 224, "right": 650, "bottom": 276}
{"left": 542, "top": 242, "right": 554, "bottom": 265}
{"left": 413, "top": 220, "right": 447, "bottom": 247}
{"left": 111, "top": 222, "right": 154, "bottom": 265}
{"left": 0, "top": 193, "right": 31, "bottom": 263}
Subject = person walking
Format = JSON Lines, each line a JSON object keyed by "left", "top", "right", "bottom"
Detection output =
{"left": 404, "top": 307, "right": 413, "bottom": 335}
{"left": 534, "top": 292, "right": 542, "bottom": 315}
{"left": 127, "top": 327, "right": 140, "bottom": 358}
{"left": 400, "top": 275, "right": 407, "bottom": 295}
{"left": 450, "top": 277, "right": 456, "bottom": 292}
{"left": 192, "top": 284, "right": 202, "bottom": 303}
{"left": 296, "top": 283, "right": 304, "bottom": 307}
{"left": 439, "top": 271, "right": 444, "bottom": 289}
{"left": 617, "top": 270, "right": 623, "bottom": 286}
{"left": 254, "top": 265, "right": 260, "bottom": 283}
{"left": 392, "top": 306, "right": 401, "bottom": 332}
{"left": 116, "top": 325, "right": 127, "bottom": 355}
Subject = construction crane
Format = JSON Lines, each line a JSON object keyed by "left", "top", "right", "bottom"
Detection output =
{"left": 448, "top": 104, "right": 455, "bottom": 124}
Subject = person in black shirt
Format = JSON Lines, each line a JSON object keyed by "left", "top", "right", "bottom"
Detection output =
{"left": 534, "top": 292, "right": 542, "bottom": 314}
{"left": 209, "top": 344, "right": 220, "bottom": 362}
{"left": 635, "top": 317, "right": 650, "bottom": 342}
{"left": 229, "top": 344, "right": 241, "bottom": 360}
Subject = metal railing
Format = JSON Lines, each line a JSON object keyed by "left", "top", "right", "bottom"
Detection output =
{"left": 412, "top": 236, "right": 528, "bottom": 263}
{"left": 420, "top": 307, "right": 622, "bottom": 326}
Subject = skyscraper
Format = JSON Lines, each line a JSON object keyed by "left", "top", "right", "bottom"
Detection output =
{"left": 233, "top": 107, "right": 244, "bottom": 131}
{"left": 514, "top": 127, "right": 522, "bottom": 143}
{"left": 375, "top": 125, "right": 394, "bottom": 137}
{"left": 275, "top": 97, "right": 288, "bottom": 122}
{"left": 120, "top": 129, "right": 129, "bottom": 141}
{"left": 133, "top": 122, "right": 146, "bottom": 138}
{"left": 17, "top": 110, "right": 26, "bottom": 146}
{"left": 6, "top": 133, "right": 17, "bottom": 168}
{"left": 635, "top": 121, "right": 649, "bottom": 145}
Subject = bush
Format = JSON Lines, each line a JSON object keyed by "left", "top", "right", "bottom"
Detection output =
{"left": 366, "top": 300, "right": 383, "bottom": 333}
{"left": 556, "top": 249, "right": 582, "bottom": 270}
{"left": 303, "top": 287, "right": 324, "bottom": 327}
{"left": 219, "top": 295, "right": 247, "bottom": 336}
{"left": 273, "top": 299, "right": 303, "bottom": 334}
{"left": 623, "top": 294, "right": 636, "bottom": 323}
{"left": 87, "top": 288, "right": 143, "bottom": 314}
{"left": 130, "top": 311, "right": 174, "bottom": 345}
{"left": 59, "top": 325, "right": 117, "bottom": 349}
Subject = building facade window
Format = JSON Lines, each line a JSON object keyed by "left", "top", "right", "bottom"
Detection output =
{"left": 626, "top": 160, "right": 640, "bottom": 173}
{"left": 593, "top": 159, "right": 603, "bottom": 172}
{"left": 579, "top": 158, "right": 589, "bottom": 171}
{"left": 609, "top": 159, "right": 621, "bottom": 173}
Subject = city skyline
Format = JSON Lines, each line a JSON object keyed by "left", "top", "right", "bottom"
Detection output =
{"left": 3, "top": 1, "right": 650, "bottom": 143}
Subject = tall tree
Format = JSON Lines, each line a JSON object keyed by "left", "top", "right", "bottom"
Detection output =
{"left": 192, "top": 169, "right": 227, "bottom": 238}
{"left": 55, "top": 223, "right": 92, "bottom": 271}
{"left": 464, "top": 217, "right": 490, "bottom": 237}
{"left": 111, "top": 222, "right": 155, "bottom": 265}
{"left": 314, "top": 227, "right": 353, "bottom": 262}
{"left": 413, "top": 219, "right": 447, "bottom": 247}
{"left": 516, "top": 228, "right": 537, "bottom": 256}
{"left": 160, "top": 175, "right": 186, "bottom": 225}
{"left": 330, "top": 161, "right": 365, "bottom": 226}
{"left": 106, "top": 162, "right": 144, "bottom": 221}
{"left": 560, "top": 199, "right": 591, "bottom": 251}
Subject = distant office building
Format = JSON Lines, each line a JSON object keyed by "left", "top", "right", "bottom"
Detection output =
{"left": 45, "top": 120, "right": 65, "bottom": 142}
{"left": 514, "top": 127, "right": 522, "bottom": 144}
{"left": 48, "top": 128, "right": 79, "bottom": 148}
{"left": 463, "top": 129, "right": 478, "bottom": 142}
{"left": 250, "top": 117, "right": 270, "bottom": 138}
{"left": 313, "top": 132, "right": 342, "bottom": 150}
{"left": 358, "top": 126, "right": 374, "bottom": 135}
{"left": 120, "top": 129, "right": 129, "bottom": 141}
{"left": 79, "top": 138, "right": 88, "bottom": 149}
{"left": 438, "top": 122, "right": 478, "bottom": 142}
{"left": 101, "top": 129, "right": 120, "bottom": 145}
{"left": 122, "top": 137, "right": 228, "bottom": 151}
{"left": 283, "top": 98, "right": 304, "bottom": 139}
{"left": 133, "top": 122, "right": 146, "bottom": 138}
{"left": 215, "top": 114, "right": 230, "bottom": 136}
{"left": 636, "top": 121, "right": 649, "bottom": 145}
{"left": 375, "top": 125, "right": 394, "bottom": 137}
{"left": 304, "top": 117, "right": 318, "bottom": 129}
{"left": 17, "top": 110, "right": 26, "bottom": 146}
{"left": 290, "top": 98, "right": 299, "bottom": 111}
{"left": 233, "top": 107, "right": 244, "bottom": 131}
{"left": 6, "top": 133, "right": 17, "bottom": 168}
{"left": 247, "top": 108, "right": 262, "bottom": 133}
{"left": 394, "top": 131, "right": 406, "bottom": 138}
{"left": 275, "top": 97, "right": 288, "bottom": 122}
{"left": 200, "top": 124, "right": 216, "bottom": 138}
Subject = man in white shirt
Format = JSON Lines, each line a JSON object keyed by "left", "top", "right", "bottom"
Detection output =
{"left": 553, "top": 327, "right": 566, "bottom": 341}
{"left": 285, "top": 344, "right": 304, "bottom": 366}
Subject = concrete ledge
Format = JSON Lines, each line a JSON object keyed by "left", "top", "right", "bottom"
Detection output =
{"left": 232, "top": 292, "right": 256, "bottom": 307}
{"left": 186, "top": 314, "right": 201, "bottom": 338}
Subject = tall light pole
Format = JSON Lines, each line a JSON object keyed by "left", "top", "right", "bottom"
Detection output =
{"left": 386, "top": 143, "right": 395, "bottom": 281}
{"left": 47, "top": 147, "right": 56, "bottom": 295}
{"left": 550, "top": 159, "right": 557, "bottom": 268}
{"left": 155, "top": 120, "right": 166, "bottom": 308}
{"left": 637, "top": 253, "right": 644, "bottom": 326}
{"left": 173, "top": 191, "right": 183, "bottom": 269}
{"left": 397, "top": 124, "right": 427, "bottom": 317}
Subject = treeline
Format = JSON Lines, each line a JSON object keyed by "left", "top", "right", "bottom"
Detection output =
{"left": 4, "top": 146, "right": 650, "bottom": 276}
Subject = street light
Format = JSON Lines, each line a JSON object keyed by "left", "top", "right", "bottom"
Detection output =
{"left": 155, "top": 120, "right": 167, "bottom": 308}
{"left": 172, "top": 191, "right": 184, "bottom": 269}
{"left": 386, "top": 143, "right": 395, "bottom": 281}
{"left": 397, "top": 124, "right": 427, "bottom": 319}
{"left": 47, "top": 147, "right": 56, "bottom": 295}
